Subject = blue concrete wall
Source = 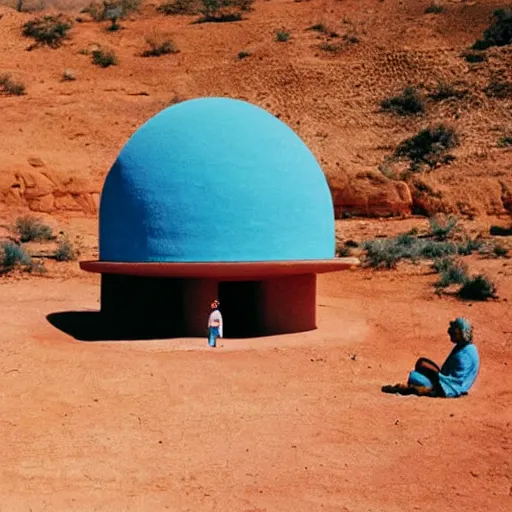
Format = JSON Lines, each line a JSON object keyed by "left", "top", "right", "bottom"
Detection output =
{"left": 99, "top": 98, "right": 335, "bottom": 262}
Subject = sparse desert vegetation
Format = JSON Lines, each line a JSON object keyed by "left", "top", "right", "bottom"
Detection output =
{"left": 0, "top": 73, "right": 25, "bottom": 95}
{"left": 472, "top": 7, "right": 512, "bottom": 49}
{"left": 142, "top": 34, "right": 179, "bottom": 56}
{"left": 275, "top": 30, "right": 290, "bottom": 42}
{"left": 380, "top": 86, "right": 425, "bottom": 116}
{"left": 393, "top": 124, "right": 459, "bottom": 171}
{"left": 22, "top": 14, "right": 72, "bottom": 48}
{"left": 91, "top": 47, "right": 118, "bottom": 67}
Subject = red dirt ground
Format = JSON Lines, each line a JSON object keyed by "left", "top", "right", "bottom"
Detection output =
{"left": 1, "top": 0, "right": 512, "bottom": 509}
{"left": 1, "top": 217, "right": 511, "bottom": 511}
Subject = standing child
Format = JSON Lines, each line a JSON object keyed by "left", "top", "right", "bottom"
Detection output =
{"left": 207, "top": 300, "right": 223, "bottom": 348}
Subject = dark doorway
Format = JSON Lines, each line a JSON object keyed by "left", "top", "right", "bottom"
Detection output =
{"left": 101, "top": 274, "right": 185, "bottom": 338}
{"left": 218, "top": 281, "right": 261, "bottom": 338}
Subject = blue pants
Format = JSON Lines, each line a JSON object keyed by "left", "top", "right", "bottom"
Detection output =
{"left": 408, "top": 370, "right": 434, "bottom": 388}
{"left": 208, "top": 327, "right": 219, "bottom": 347}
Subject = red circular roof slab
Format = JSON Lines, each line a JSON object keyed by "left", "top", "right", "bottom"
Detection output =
{"left": 80, "top": 258, "right": 360, "bottom": 279}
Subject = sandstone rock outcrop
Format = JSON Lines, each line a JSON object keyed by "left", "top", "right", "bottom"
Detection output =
{"left": 329, "top": 173, "right": 412, "bottom": 218}
{"left": 0, "top": 159, "right": 100, "bottom": 215}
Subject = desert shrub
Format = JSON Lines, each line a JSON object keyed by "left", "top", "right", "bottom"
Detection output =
{"left": 458, "top": 274, "right": 497, "bottom": 300}
{"left": 433, "top": 257, "right": 468, "bottom": 288}
{"left": 232, "top": 0, "right": 253, "bottom": 10}
{"left": 142, "top": 36, "right": 179, "bottom": 57}
{"left": 472, "top": 8, "right": 512, "bottom": 50}
{"left": 276, "top": 30, "right": 290, "bottom": 42}
{"left": 498, "top": 135, "right": 512, "bottom": 147}
{"left": 484, "top": 79, "right": 512, "bottom": 99}
{"left": 480, "top": 242, "right": 510, "bottom": 258}
{"left": 307, "top": 23, "right": 327, "bottom": 33}
{"left": 457, "top": 236, "right": 483, "bottom": 256}
{"left": 362, "top": 239, "right": 405, "bottom": 269}
{"left": 157, "top": 0, "right": 198, "bottom": 14}
{"left": 425, "top": 2, "right": 444, "bottom": 14}
{"left": 197, "top": 0, "right": 250, "bottom": 22}
{"left": 15, "top": 215, "right": 53, "bottom": 242}
{"left": 81, "top": 0, "right": 141, "bottom": 21}
{"left": 320, "top": 42, "right": 341, "bottom": 52}
{"left": 54, "top": 236, "right": 76, "bottom": 261}
{"left": 62, "top": 69, "right": 76, "bottom": 81}
{"left": 105, "top": 7, "right": 123, "bottom": 31}
{"left": 0, "top": 74, "right": 25, "bottom": 96}
{"left": 237, "top": 50, "right": 250, "bottom": 59}
{"left": 22, "top": 15, "right": 72, "bottom": 48}
{"left": 0, "top": 241, "right": 32, "bottom": 273}
{"left": 343, "top": 34, "right": 359, "bottom": 44}
{"left": 429, "top": 81, "right": 466, "bottom": 101}
{"left": 92, "top": 48, "right": 118, "bottom": 67}
{"left": 420, "top": 240, "right": 457, "bottom": 258}
{"left": 461, "top": 50, "right": 487, "bottom": 63}
{"left": 493, "top": 244, "right": 509, "bottom": 257}
{"left": 428, "top": 214, "right": 458, "bottom": 240}
{"left": 394, "top": 124, "right": 459, "bottom": 170}
{"left": 380, "top": 87, "right": 425, "bottom": 116}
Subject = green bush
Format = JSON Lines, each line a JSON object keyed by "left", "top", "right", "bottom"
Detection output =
{"left": 362, "top": 239, "right": 405, "bottom": 269}
{"left": 498, "top": 135, "right": 512, "bottom": 147}
{"left": 472, "top": 8, "right": 512, "bottom": 50}
{"left": 320, "top": 42, "right": 341, "bottom": 53}
{"left": 275, "top": 30, "right": 290, "bottom": 42}
{"left": 429, "top": 81, "right": 466, "bottom": 101}
{"left": 307, "top": 23, "right": 327, "bottom": 33}
{"left": 15, "top": 215, "right": 53, "bottom": 242}
{"left": 457, "top": 236, "right": 483, "bottom": 256}
{"left": 420, "top": 240, "right": 457, "bottom": 259}
{"left": 380, "top": 87, "right": 425, "bottom": 116}
{"left": 22, "top": 15, "right": 72, "bottom": 48}
{"left": 493, "top": 244, "right": 509, "bottom": 258}
{"left": 142, "top": 37, "right": 179, "bottom": 57}
{"left": 0, "top": 241, "right": 32, "bottom": 273}
{"left": 394, "top": 124, "right": 459, "bottom": 170}
{"left": 458, "top": 274, "right": 498, "bottom": 300}
{"left": 81, "top": 0, "right": 141, "bottom": 21}
{"left": 0, "top": 74, "right": 25, "bottom": 96}
{"left": 92, "top": 48, "right": 118, "bottom": 67}
{"left": 428, "top": 214, "right": 458, "bottom": 240}
{"left": 425, "top": 2, "right": 444, "bottom": 14}
{"left": 362, "top": 233, "right": 464, "bottom": 269}
{"left": 54, "top": 236, "right": 76, "bottom": 261}
{"left": 461, "top": 51, "right": 487, "bottom": 63}
{"left": 157, "top": 0, "right": 198, "bottom": 15}
{"left": 197, "top": 0, "right": 251, "bottom": 22}
{"left": 484, "top": 79, "right": 512, "bottom": 99}
{"left": 433, "top": 257, "right": 468, "bottom": 288}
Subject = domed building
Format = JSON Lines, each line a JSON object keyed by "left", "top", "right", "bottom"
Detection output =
{"left": 80, "top": 98, "right": 358, "bottom": 338}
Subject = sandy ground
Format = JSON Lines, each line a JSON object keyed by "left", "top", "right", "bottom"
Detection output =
{"left": 0, "top": 242, "right": 511, "bottom": 511}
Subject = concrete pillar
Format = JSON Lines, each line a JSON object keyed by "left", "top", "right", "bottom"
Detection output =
{"left": 259, "top": 274, "right": 316, "bottom": 335}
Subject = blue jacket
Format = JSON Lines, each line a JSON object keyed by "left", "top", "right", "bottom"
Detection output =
{"left": 438, "top": 343, "right": 480, "bottom": 397}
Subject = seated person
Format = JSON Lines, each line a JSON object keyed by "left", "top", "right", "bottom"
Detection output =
{"left": 382, "top": 317, "right": 480, "bottom": 397}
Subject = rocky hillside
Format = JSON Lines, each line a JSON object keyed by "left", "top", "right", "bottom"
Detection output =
{"left": 0, "top": 0, "right": 511, "bottom": 218}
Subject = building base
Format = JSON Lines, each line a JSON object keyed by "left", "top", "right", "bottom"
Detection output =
{"left": 100, "top": 273, "right": 317, "bottom": 338}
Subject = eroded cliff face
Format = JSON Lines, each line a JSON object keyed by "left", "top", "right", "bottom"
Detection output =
{"left": 0, "top": 158, "right": 100, "bottom": 214}
{"left": 0, "top": 0, "right": 511, "bottom": 218}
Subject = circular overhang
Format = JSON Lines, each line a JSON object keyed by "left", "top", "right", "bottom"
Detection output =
{"left": 80, "top": 258, "right": 360, "bottom": 279}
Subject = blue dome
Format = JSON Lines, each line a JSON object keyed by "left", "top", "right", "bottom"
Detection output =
{"left": 99, "top": 98, "right": 335, "bottom": 263}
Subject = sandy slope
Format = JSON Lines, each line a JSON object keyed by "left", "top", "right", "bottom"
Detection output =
{"left": 0, "top": 0, "right": 511, "bottom": 217}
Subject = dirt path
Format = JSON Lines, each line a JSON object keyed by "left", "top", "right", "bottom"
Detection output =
{"left": 0, "top": 265, "right": 510, "bottom": 511}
